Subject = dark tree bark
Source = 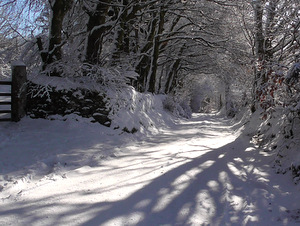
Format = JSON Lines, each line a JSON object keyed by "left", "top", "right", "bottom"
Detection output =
{"left": 251, "top": 0, "right": 277, "bottom": 112}
{"left": 35, "top": 0, "right": 72, "bottom": 75}
{"left": 147, "top": 6, "right": 165, "bottom": 93}
{"left": 164, "top": 43, "right": 185, "bottom": 94}
{"left": 46, "top": 0, "right": 73, "bottom": 71}
{"left": 135, "top": 10, "right": 158, "bottom": 92}
{"left": 112, "top": 0, "right": 149, "bottom": 62}
{"left": 251, "top": 0, "right": 265, "bottom": 112}
{"left": 165, "top": 58, "right": 181, "bottom": 94}
{"left": 84, "top": 0, "right": 111, "bottom": 64}
{"left": 111, "top": 0, "right": 130, "bottom": 63}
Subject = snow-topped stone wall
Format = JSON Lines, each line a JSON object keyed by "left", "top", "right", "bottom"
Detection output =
{"left": 26, "top": 82, "right": 111, "bottom": 127}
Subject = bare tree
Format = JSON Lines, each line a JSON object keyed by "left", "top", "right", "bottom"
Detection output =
{"left": 83, "top": 0, "right": 111, "bottom": 64}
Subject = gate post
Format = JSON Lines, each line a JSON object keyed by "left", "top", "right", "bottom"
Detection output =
{"left": 11, "top": 61, "right": 27, "bottom": 122}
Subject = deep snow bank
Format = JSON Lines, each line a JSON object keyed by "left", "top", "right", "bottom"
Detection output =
{"left": 107, "top": 86, "right": 175, "bottom": 135}
{"left": 26, "top": 74, "right": 176, "bottom": 135}
{"left": 0, "top": 85, "right": 176, "bottom": 197}
{"left": 233, "top": 106, "right": 300, "bottom": 185}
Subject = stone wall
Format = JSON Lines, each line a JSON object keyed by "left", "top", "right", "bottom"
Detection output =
{"left": 26, "top": 82, "right": 111, "bottom": 126}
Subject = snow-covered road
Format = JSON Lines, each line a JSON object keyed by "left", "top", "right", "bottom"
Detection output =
{"left": 1, "top": 114, "right": 300, "bottom": 225}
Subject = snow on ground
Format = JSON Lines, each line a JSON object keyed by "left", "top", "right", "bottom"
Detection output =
{"left": 1, "top": 112, "right": 300, "bottom": 225}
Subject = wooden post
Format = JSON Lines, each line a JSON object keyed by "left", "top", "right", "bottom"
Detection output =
{"left": 11, "top": 61, "right": 27, "bottom": 122}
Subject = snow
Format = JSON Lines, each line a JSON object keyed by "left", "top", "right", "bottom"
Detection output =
{"left": 1, "top": 111, "right": 300, "bottom": 225}
{"left": 28, "top": 74, "right": 105, "bottom": 92}
{"left": 11, "top": 61, "right": 26, "bottom": 67}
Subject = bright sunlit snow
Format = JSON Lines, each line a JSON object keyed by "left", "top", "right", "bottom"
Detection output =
{"left": 1, "top": 113, "right": 300, "bottom": 225}
{"left": 1, "top": 0, "right": 300, "bottom": 225}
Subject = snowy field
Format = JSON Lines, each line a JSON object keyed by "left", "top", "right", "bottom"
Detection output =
{"left": 1, "top": 113, "right": 300, "bottom": 225}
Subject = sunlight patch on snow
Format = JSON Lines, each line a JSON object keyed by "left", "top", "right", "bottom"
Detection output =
{"left": 218, "top": 171, "right": 233, "bottom": 191}
{"left": 240, "top": 202, "right": 260, "bottom": 225}
{"left": 246, "top": 157, "right": 256, "bottom": 162}
{"left": 174, "top": 148, "right": 211, "bottom": 159}
{"left": 227, "top": 162, "right": 247, "bottom": 182}
{"left": 257, "top": 177, "right": 270, "bottom": 184}
{"left": 134, "top": 199, "right": 151, "bottom": 209}
{"left": 243, "top": 215, "right": 259, "bottom": 225}
{"left": 218, "top": 154, "right": 225, "bottom": 159}
{"left": 245, "top": 147, "right": 256, "bottom": 152}
{"left": 242, "top": 215, "right": 259, "bottom": 225}
{"left": 176, "top": 202, "right": 193, "bottom": 222}
{"left": 259, "top": 151, "right": 273, "bottom": 157}
{"left": 152, "top": 160, "right": 215, "bottom": 213}
{"left": 231, "top": 195, "right": 244, "bottom": 211}
{"left": 253, "top": 167, "right": 269, "bottom": 178}
{"left": 233, "top": 157, "right": 244, "bottom": 163}
{"left": 217, "top": 170, "right": 254, "bottom": 225}
{"left": 52, "top": 204, "right": 111, "bottom": 226}
{"left": 207, "top": 180, "right": 220, "bottom": 192}
{"left": 102, "top": 212, "right": 144, "bottom": 226}
{"left": 189, "top": 190, "right": 216, "bottom": 224}
{"left": 152, "top": 179, "right": 192, "bottom": 212}
{"left": 226, "top": 194, "right": 246, "bottom": 224}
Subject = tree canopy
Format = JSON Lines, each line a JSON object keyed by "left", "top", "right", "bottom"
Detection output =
{"left": 0, "top": 0, "right": 299, "bottom": 118}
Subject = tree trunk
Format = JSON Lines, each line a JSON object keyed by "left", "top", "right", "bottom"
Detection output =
{"left": 38, "top": 0, "right": 72, "bottom": 75}
{"left": 251, "top": 0, "right": 265, "bottom": 112}
{"left": 135, "top": 11, "right": 158, "bottom": 92}
{"left": 147, "top": 7, "right": 165, "bottom": 93}
{"left": 164, "top": 58, "right": 180, "bottom": 94}
{"left": 112, "top": 0, "right": 130, "bottom": 63}
{"left": 46, "top": 0, "right": 72, "bottom": 68}
{"left": 251, "top": 0, "right": 277, "bottom": 112}
{"left": 224, "top": 76, "right": 235, "bottom": 117}
{"left": 84, "top": 0, "right": 111, "bottom": 64}
{"left": 164, "top": 44, "right": 185, "bottom": 94}
{"left": 264, "top": 0, "right": 276, "bottom": 60}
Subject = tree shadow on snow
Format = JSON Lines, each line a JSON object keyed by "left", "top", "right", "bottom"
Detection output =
{"left": 1, "top": 114, "right": 299, "bottom": 225}
{"left": 77, "top": 137, "right": 290, "bottom": 225}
